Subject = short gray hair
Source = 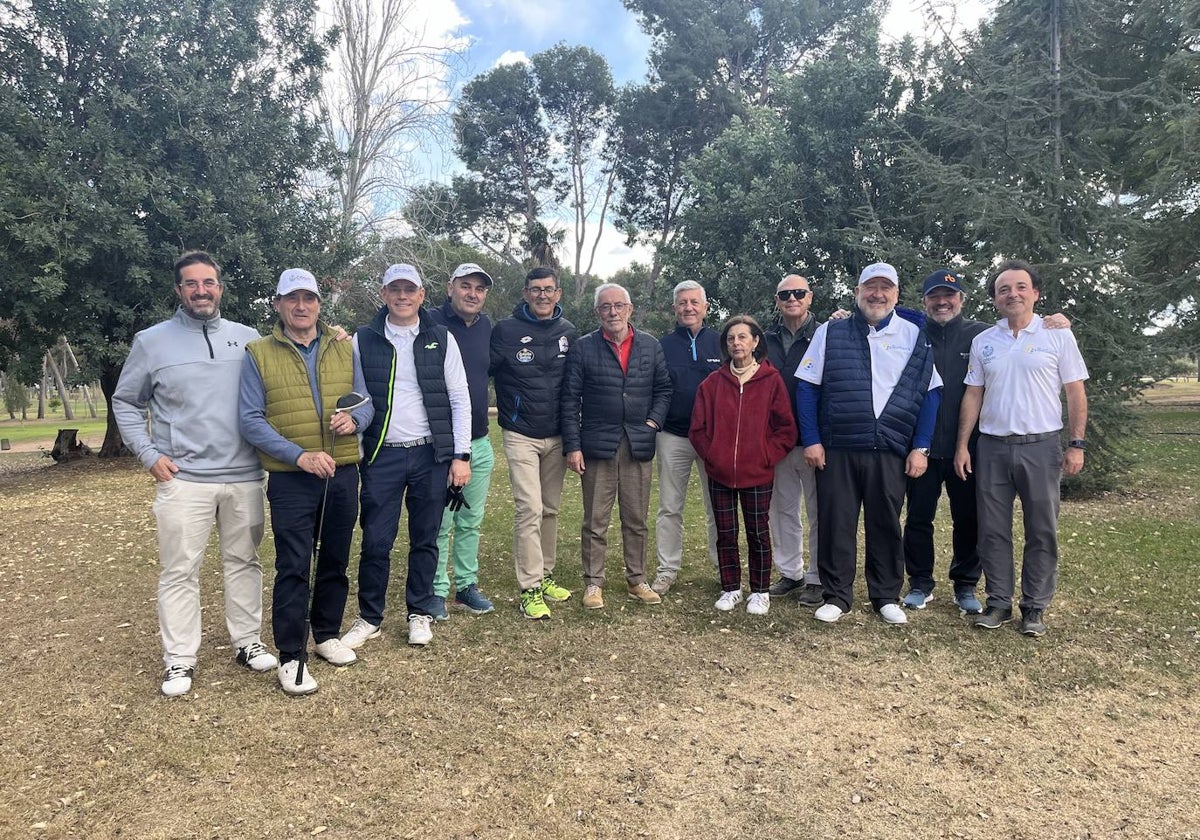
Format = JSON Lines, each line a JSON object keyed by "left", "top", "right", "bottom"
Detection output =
{"left": 593, "top": 283, "right": 631, "bottom": 307}
{"left": 672, "top": 280, "right": 706, "bottom": 302}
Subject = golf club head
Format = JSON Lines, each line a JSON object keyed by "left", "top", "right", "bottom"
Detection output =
{"left": 335, "top": 391, "right": 369, "bottom": 413}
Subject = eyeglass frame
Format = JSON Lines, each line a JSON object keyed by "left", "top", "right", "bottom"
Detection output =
{"left": 178, "top": 279, "right": 222, "bottom": 291}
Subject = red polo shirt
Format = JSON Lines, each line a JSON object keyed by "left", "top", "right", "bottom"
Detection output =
{"left": 604, "top": 328, "right": 634, "bottom": 374}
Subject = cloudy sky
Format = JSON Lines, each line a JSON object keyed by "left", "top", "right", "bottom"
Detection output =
{"left": 393, "top": 0, "right": 992, "bottom": 276}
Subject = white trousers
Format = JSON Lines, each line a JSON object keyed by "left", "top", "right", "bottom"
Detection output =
{"left": 769, "top": 446, "right": 820, "bottom": 583}
{"left": 654, "top": 431, "right": 717, "bottom": 578}
{"left": 152, "top": 477, "right": 266, "bottom": 669}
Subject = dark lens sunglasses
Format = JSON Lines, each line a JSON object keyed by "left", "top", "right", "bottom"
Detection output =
{"left": 776, "top": 289, "right": 809, "bottom": 301}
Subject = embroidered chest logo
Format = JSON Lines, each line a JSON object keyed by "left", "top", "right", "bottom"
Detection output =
{"left": 228, "top": 341, "right": 239, "bottom": 347}
{"left": 424, "top": 341, "right": 439, "bottom": 350}
{"left": 559, "top": 336, "right": 570, "bottom": 354}
{"left": 519, "top": 335, "right": 533, "bottom": 344}
{"left": 516, "top": 348, "right": 535, "bottom": 363}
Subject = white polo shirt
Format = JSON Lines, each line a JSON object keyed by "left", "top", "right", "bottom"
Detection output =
{"left": 965, "top": 315, "right": 1089, "bottom": 436}
{"left": 796, "top": 312, "right": 942, "bottom": 417}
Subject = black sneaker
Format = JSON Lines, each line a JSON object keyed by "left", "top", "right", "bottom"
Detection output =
{"left": 973, "top": 606, "right": 1014, "bottom": 629}
{"left": 1020, "top": 609, "right": 1047, "bottom": 637}
{"left": 768, "top": 576, "right": 803, "bottom": 597}
{"left": 796, "top": 583, "right": 825, "bottom": 607}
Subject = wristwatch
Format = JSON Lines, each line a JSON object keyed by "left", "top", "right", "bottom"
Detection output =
{"left": 454, "top": 452, "right": 471, "bottom": 462}
{"left": 1068, "top": 439, "right": 1086, "bottom": 450}
{"left": 914, "top": 447, "right": 930, "bottom": 457}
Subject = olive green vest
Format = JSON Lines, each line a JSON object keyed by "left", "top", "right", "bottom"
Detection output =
{"left": 245, "top": 322, "right": 358, "bottom": 472}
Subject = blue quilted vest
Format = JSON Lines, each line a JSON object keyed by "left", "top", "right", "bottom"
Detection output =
{"left": 818, "top": 312, "right": 933, "bottom": 457}
{"left": 357, "top": 306, "right": 454, "bottom": 465}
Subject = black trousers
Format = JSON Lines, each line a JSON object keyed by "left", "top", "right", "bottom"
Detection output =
{"left": 816, "top": 449, "right": 906, "bottom": 612}
{"left": 902, "top": 456, "right": 981, "bottom": 594}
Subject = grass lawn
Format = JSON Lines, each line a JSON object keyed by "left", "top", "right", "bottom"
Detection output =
{"left": 0, "top": 413, "right": 108, "bottom": 449}
{"left": 0, "top": 404, "right": 1196, "bottom": 838}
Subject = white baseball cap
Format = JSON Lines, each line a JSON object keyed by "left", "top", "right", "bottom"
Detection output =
{"left": 857, "top": 262, "right": 899, "bottom": 286}
{"left": 450, "top": 262, "right": 493, "bottom": 287}
{"left": 382, "top": 263, "right": 423, "bottom": 288}
{"left": 276, "top": 268, "right": 321, "bottom": 298}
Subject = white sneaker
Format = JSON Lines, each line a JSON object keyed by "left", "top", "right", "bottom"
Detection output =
{"left": 161, "top": 664, "right": 193, "bottom": 697}
{"left": 340, "top": 617, "right": 381, "bottom": 650}
{"left": 814, "top": 603, "right": 844, "bottom": 623}
{"left": 879, "top": 603, "right": 908, "bottom": 625}
{"left": 715, "top": 590, "right": 743, "bottom": 611}
{"left": 235, "top": 641, "right": 278, "bottom": 672}
{"left": 746, "top": 592, "right": 770, "bottom": 615}
{"left": 278, "top": 660, "right": 318, "bottom": 696}
{"left": 408, "top": 614, "right": 433, "bottom": 646}
{"left": 314, "top": 637, "right": 358, "bottom": 666}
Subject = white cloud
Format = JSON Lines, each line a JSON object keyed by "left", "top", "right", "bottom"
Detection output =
{"left": 493, "top": 50, "right": 530, "bottom": 68}
{"left": 882, "top": 0, "right": 992, "bottom": 44}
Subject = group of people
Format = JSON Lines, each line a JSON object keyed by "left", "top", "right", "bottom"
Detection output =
{"left": 113, "top": 250, "right": 1089, "bottom": 698}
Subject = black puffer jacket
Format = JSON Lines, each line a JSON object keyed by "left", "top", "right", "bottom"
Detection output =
{"left": 490, "top": 302, "right": 577, "bottom": 439}
{"left": 560, "top": 327, "right": 672, "bottom": 461}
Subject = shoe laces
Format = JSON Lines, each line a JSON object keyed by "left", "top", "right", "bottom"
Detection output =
{"left": 164, "top": 664, "right": 191, "bottom": 681}
{"left": 241, "top": 641, "right": 269, "bottom": 659}
{"left": 410, "top": 614, "right": 432, "bottom": 628}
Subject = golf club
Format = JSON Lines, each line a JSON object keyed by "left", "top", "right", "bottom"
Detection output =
{"left": 297, "top": 390, "right": 369, "bottom": 687}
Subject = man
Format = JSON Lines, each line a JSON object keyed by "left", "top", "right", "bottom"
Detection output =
{"left": 764, "top": 273, "right": 823, "bottom": 608}
{"left": 796, "top": 262, "right": 943, "bottom": 626}
{"left": 114, "top": 250, "right": 278, "bottom": 697}
{"left": 341, "top": 263, "right": 472, "bottom": 649}
{"left": 490, "top": 267, "right": 577, "bottom": 620}
{"left": 900, "top": 269, "right": 989, "bottom": 615}
{"left": 562, "top": 283, "right": 672, "bottom": 610}
{"left": 238, "top": 269, "right": 372, "bottom": 695}
{"left": 903, "top": 272, "right": 1073, "bottom": 615}
{"left": 650, "top": 279, "right": 721, "bottom": 596}
{"left": 955, "top": 260, "right": 1088, "bottom": 637}
{"left": 428, "top": 263, "right": 496, "bottom": 619}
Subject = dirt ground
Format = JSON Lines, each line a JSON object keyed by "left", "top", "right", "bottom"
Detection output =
{"left": 1, "top": 449, "right": 1197, "bottom": 840}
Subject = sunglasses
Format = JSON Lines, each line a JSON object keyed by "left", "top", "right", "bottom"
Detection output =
{"left": 776, "top": 289, "right": 809, "bottom": 301}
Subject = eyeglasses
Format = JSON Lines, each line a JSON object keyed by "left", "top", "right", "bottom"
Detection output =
{"left": 776, "top": 289, "right": 809, "bottom": 301}
{"left": 526, "top": 286, "right": 559, "bottom": 297}
{"left": 597, "top": 302, "right": 630, "bottom": 313}
{"left": 179, "top": 279, "right": 220, "bottom": 291}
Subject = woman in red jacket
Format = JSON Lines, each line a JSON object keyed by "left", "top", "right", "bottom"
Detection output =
{"left": 689, "top": 315, "right": 797, "bottom": 615}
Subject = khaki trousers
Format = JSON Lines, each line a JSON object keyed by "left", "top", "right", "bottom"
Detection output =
{"left": 152, "top": 477, "right": 266, "bottom": 669}
{"left": 503, "top": 429, "right": 568, "bottom": 591}
{"left": 580, "top": 436, "right": 652, "bottom": 588}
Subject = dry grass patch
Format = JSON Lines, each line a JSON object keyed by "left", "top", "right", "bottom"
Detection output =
{"left": 2, "top": 430, "right": 1198, "bottom": 838}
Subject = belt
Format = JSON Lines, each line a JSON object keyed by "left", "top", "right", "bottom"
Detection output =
{"left": 983, "top": 431, "right": 1058, "bottom": 445}
{"left": 382, "top": 436, "right": 433, "bottom": 448}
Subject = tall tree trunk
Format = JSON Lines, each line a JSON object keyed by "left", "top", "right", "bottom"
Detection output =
{"left": 98, "top": 362, "right": 130, "bottom": 457}
{"left": 45, "top": 350, "right": 76, "bottom": 420}
{"left": 38, "top": 366, "right": 47, "bottom": 419}
{"left": 81, "top": 384, "right": 98, "bottom": 418}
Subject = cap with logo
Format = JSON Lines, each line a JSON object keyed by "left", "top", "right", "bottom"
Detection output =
{"left": 276, "top": 268, "right": 321, "bottom": 298}
{"left": 922, "top": 269, "right": 965, "bottom": 296}
{"left": 857, "top": 262, "right": 899, "bottom": 287}
{"left": 382, "top": 263, "right": 423, "bottom": 289}
{"left": 451, "top": 262, "right": 493, "bottom": 287}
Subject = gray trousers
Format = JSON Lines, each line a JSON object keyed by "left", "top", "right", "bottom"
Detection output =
{"left": 976, "top": 434, "right": 1062, "bottom": 611}
{"left": 654, "top": 430, "right": 717, "bottom": 579}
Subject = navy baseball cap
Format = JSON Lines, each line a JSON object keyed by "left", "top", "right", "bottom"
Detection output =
{"left": 922, "top": 269, "right": 965, "bottom": 296}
